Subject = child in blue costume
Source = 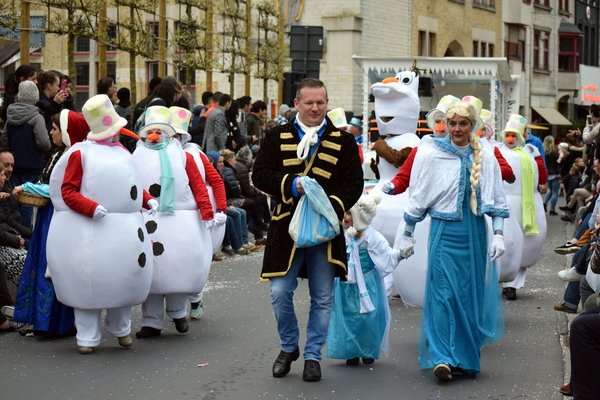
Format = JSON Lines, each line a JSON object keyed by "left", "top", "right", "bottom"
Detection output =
{"left": 13, "top": 110, "right": 89, "bottom": 336}
{"left": 327, "top": 191, "right": 413, "bottom": 365}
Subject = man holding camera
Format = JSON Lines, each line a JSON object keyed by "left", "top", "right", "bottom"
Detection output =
{"left": 582, "top": 104, "right": 600, "bottom": 145}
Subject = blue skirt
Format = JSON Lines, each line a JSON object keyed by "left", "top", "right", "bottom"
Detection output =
{"left": 327, "top": 246, "right": 389, "bottom": 360}
{"left": 418, "top": 197, "right": 504, "bottom": 375}
{"left": 13, "top": 202, "right": 75, "bottom": 336}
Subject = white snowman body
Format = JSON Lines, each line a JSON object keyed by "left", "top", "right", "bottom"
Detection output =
{"left": 47, "top": 141, "right": 152, "bottom": 309}
{"left": 498, "top": 143, "right": 547, "bottom": 269}
{"left": 390, "top": 135, "right": 434, "bottom": 308}
{"left": 133, "top": 139, "right": 212, "bottom": 295}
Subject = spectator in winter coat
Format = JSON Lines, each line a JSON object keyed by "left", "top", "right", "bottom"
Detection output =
{"left": 234, "top": 146, "right": 272, "bottom": 225}
{"left": 247, "top": 101, "right": 266, "bottom": 145}
{"left": 36, "top": 71, "right": 68, "bottom": 135}
{"left": 1, "top": 81, "right": 51, "bottom": 229}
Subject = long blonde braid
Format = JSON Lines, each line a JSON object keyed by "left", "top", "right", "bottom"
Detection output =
{"left": 469, "top": 134, "right": 482, "bottom": 215}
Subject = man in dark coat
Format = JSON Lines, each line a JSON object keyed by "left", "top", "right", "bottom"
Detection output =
{"left": 253, "top": 78, "right": 363, "bottom": 382}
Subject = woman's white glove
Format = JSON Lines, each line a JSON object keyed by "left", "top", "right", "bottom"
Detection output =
{"left": 381, "top": 180, "right": 395, "bottom": 194}
{"left": 147, "top": 199, "right": 159, "bottom": 216}
{"left": 93, "top": 205, "right": 107, "bottom": 220}
{"left": 214, "top": 212, "right": 228, "bottom": 227}
{"left": 203, "top": 219, "right": 217, "bottom": 231}
{"left": 490, "top": 234, "right": 505, "bottom": 262}
{"left": 398, "top": 235, "right": 416, "bottom": 259}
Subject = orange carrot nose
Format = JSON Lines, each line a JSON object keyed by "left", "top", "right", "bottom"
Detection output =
{"left": 476, "top": 130, "right": 483, "bottom": 137}
{"left": 148, "top": 132, "right": 160, "bottom": 141}
{"left": 382, "top": 77, "right": 399, "bottom": 84}
{"left": 435, "top": 122, "right": 446, "bottom": 132}
{"left": 120, "top": 128, "right": 140, "bottom": 140}
{"left": 505, "top": 136, "right": 515, "bottom": 143}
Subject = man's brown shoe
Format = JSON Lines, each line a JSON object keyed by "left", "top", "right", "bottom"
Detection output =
{"left": 559, "top": 382, "right": 572, "bottom": 396}
{"left": 554, "top": 303, "right": 578, "bottom": 313}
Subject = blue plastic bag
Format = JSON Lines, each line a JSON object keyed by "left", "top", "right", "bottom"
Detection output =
{"left": 289, "top": 177, "right": 340, "bottom": 248}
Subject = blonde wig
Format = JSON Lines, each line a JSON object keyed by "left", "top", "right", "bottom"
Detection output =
{"left": 446, "top": 101, "right": 482, "bottom": 215}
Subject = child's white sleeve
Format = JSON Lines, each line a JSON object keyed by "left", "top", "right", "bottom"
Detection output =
{"left": 367, "top": 228, "right": 402, "bottom": 275}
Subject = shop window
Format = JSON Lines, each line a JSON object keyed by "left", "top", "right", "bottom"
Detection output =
{"left": 559, "top": 33, "right": 581, "bottom": 72}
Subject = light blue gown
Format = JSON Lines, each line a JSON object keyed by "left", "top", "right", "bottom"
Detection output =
{"left": 418, "top": 168, "right": 504, "bottom": 375}
{"left": 327, "top": 241, "right": 390, "bottom": 360}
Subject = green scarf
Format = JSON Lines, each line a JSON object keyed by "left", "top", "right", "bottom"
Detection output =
{"left": 513, "top": 147, "right": 538, "bottom": 234}
{"left": 145, "top": 139, "right": 175, "bottom": 214}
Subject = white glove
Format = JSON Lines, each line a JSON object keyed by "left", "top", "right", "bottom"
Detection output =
{"left": 381, "top": 180, "right": 395, "bottom": 194}
{"left": 490, "top": 234, "right": 505, "bottom": 262}
{"left": 398, "top": 235, "right": 416, "bottom": 259}
{"left": 147, "top": 199, "right": 159, "bottom": 216}
{"left": 93, "top": 205, "right": 107, "bottom": 220}
{"left": 214, "top": 212, "right": 228, "bottom": 227}
{"left": 203, "top": 219, "right": 217, "bottom": 231}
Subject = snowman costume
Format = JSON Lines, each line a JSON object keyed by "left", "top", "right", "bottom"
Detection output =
{"left": 46, "top": 95, "right": 155, "bottom": 352}
{"left": 169, "top": 106, "right": 227, "bottom": 314}
{"left": 497, "top": 115, "right": 548, "bottom": 293}
{"left": 369, "top": 72, "right": 421, "bottom": 246}
{"left": 383, "top": 95, "right": 459, "bottom": 307}
{"left": 475, "top": 110, "right": 520, "bottom": 283}
{"left": 132, "top": 106, "right": 215, "bottom": 336}
{"left": 170, "top": 106, "right": 227, "bottom": 254}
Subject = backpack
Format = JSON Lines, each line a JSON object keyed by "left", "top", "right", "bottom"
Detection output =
{"left": 133, "top": 97, "right": 162, "bottom": 134}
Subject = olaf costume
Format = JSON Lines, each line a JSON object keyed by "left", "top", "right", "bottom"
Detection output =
{"left": 369, "top": 71, "right": 421, "bottom": 245}
{"left": 132, "top": 106, "right": 216, "bottom": 337}
{"left": 384, "top": 95, "right": 459, "bottom": 307}
{"left": 46, "top": 95, "right": 155, "bottom": 353}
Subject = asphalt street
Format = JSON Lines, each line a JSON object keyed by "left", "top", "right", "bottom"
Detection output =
{"left": 1, "top": 212, "right": 573, "bottom": 400}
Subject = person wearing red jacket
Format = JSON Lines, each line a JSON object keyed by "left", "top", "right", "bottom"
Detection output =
{"left": 46, "top": 95, "right": 157, "bottom": 354}
{"left": 170, "top": 106, "right": 228, "bottom": 319}
{"left": 132, "top": 106, "right": 222, "bottom": 339}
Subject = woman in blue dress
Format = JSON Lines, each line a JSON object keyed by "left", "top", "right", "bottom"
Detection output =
{"left": 400, "top": 100, "right": 509, "bottom": 381}
{"left": 13, "top": 110, "right": 88, "bottom": 336}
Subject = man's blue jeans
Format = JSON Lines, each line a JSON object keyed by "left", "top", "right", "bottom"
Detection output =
{"left": 270, "top": 242, "right": 336, "bottom": 361}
